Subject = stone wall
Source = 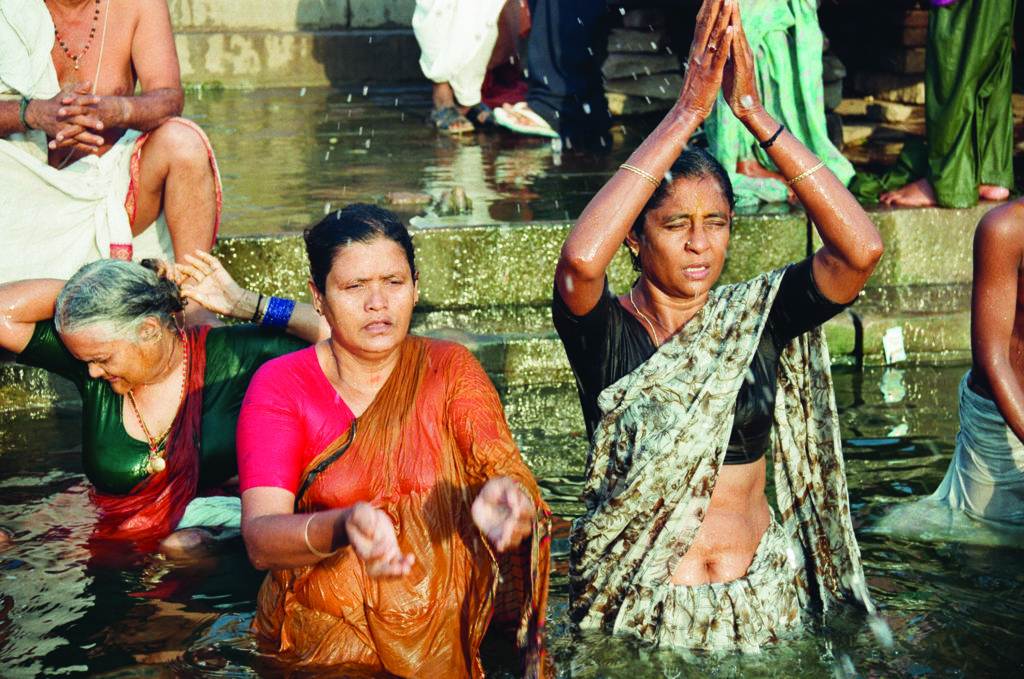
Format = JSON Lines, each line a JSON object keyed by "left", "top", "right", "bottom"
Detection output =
{"left": 169, "top": 0, "right": 422, "bottom": 88}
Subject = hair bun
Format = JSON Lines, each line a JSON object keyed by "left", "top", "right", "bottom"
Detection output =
{"left": 140, "top": 258, "right": 186, "bottom": 313}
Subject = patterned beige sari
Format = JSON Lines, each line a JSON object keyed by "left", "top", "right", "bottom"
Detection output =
{"left": 570, "top": 267, "right": 873, "bottom": 652}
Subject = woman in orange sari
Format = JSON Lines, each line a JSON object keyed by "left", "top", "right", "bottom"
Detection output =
{"left": 237, "top": 204, "right": 551, "bottom": 677}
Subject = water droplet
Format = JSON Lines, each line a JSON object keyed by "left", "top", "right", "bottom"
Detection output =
{"left": 324, "top": 150, "right": 330, "bottom": 161}
{"left": 365, "top": 139, "right": 371, "bottom": 149}
{"left": 582, "top": 103, "right": 592, "bottom": 115}
{"left": 346, "top": 93, "right": 352, "bottom": 103}
{"left": 564, "top": 275, "right": 575, "bottom": 293}
{"left": 368, "top": 36, "right": 373, "bottom": 44}
{"left": 324, "top": 202, "right": 332, "bottom": 214}
{"left": 650, "top": 41, "right": 657, "bottom": 50}
{"left": 740, "top": 95, "right": 754, "bottom": 108}
{"left": 868, "top": 614, "right": 894, "bottom": 649}
{"left": 363, "top": 86, "right": 369, "bottom": 96}
{"left": 618, "top": 7, "right": 625, "bottom": 14}
{"left": 358, "top": 126, "right": 363, "bottom": 136}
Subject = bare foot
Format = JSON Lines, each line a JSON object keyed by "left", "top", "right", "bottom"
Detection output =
{"left": 158, "top": 527, "right": 216, "bottom": 560}
{"left": 736, "top": 159, "right": 786, "bottom": 183}
{"left": 979, "top": 184, "right": 1010, "bottom": 201}
{"left": 880, "top": 178, "right": 938, "bottom": 207}
{"left": 736, "top": 160, "right": 796, "bottom": 203}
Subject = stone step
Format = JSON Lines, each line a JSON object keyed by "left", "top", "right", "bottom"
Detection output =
{"left": 170, "top": 0, "right": 414, "bottom": 32}
{"left": 0, "top": 302, "right": 973, "bottom": 414}
{"left": 176, "top": 29, "right": 423, "bottom": 88}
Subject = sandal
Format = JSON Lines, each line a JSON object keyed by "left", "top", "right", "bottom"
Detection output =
{"left": 429, "top": 106, "right": 473, "bottom": 134}
{"left": 492, "top": 102, "right": 559, "bottom": 139}
{"left": 464, "top": 103, "right": 495, "bottom": 130}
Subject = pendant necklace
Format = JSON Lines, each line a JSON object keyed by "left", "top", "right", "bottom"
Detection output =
{"left": 126, "top": 330, "right": 189, "bottom": 475}
{"left": 48, "top": 0, "right": 102, "bottom": 71}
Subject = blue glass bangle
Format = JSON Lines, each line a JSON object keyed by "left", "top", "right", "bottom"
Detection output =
{"left": 261, "top": 296, "right": 295, "bottom": 328}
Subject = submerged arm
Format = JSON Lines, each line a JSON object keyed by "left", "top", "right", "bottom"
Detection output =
{"left": 0, "top": 279, "right": 64, "bottom": 354}
{"left": 556, "top": 0, "right": 734, "bottom": 316}
{"left": 971, "top": 205, "right": 1024, "bottom": 443}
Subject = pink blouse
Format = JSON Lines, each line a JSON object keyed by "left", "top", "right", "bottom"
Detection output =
{"left": 237, "top": 346, "right": 356, "bottom": 493}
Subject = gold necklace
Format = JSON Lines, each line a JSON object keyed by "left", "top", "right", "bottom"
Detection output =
{"left": 629, "top": 287, "right": 664, "bottom": 345}
{"left": 126, "top": 330, "right": 189, "bottom": 475}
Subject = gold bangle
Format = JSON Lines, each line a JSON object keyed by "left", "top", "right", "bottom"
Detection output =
{"left": 619, "top": 163, "right": 661, "bottom": 188}
{"left": 787, "top": 161, "right": 826, "bottom": 187}
{"left": 303, "top": 513, "right": 338, "bottom": 560}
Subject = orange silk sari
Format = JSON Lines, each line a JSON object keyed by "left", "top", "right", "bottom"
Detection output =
{"left": 254, "top": 337, "right": 551, "bottom": 678}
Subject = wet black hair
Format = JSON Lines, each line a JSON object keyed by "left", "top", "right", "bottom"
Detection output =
{"left": 303, "top": 203, "right": 416, "bottom": 292}
{"left": 628, "top": 147, "right": 735, "bottom": 271}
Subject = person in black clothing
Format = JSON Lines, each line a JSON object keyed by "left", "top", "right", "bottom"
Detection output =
{"left": 555, "top": 0, "right": 884, "bottom": 650}
{"left": 493, "top": 0, "right": 611, "bottom": 147}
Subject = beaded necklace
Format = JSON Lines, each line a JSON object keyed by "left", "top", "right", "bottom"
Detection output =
{"left": 47, "top": 0, "right": 102, "bottom": 71}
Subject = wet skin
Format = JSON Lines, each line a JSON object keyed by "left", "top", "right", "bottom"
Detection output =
{"left": 621, "top": 177, "right": 772, "bottom": 585}
{"left": 969, "top": 198, "right": 1024, "bottom": 443}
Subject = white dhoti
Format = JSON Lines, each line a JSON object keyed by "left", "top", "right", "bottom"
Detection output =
{"left": 412, "top": 0, "right": 507, "bottom": 106}
{"left": 0, "top": 0, "right": 219, "bottom": 284}
{"left": 872, "top": 371, "right": 1024, "bottom": 545}
{"left": 933, "top": 371, "right": 1024, "bottom": 525}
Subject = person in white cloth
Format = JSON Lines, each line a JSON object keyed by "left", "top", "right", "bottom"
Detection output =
{"left": 413, "top": 0, "right": 521, "bottom": 134}
{"left": 876, "top": 197, "right": 1024, "bottom": 541}
{"left": 0, "top": 0, "right": 221, "bottom": 323}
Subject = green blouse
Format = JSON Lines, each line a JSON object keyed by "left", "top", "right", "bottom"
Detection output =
{"left": 18, "top": 321, "right": 306, "bottom": 495}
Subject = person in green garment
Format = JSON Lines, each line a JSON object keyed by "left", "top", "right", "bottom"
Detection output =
{"left": 703, "top": 0, "right": 854, "bottom": 209}
{"left": 858, "top": 0, "right": 1015, "bottom": 208}
{"left": 0, "top": 251, "right": 327, "bottom": 557}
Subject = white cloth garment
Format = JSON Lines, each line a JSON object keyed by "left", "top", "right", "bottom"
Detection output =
{"left": 872, "top": 371, "right": 1024, "bottom": 546}
{"left": 0, "top": 0, "right": 172, "bottom": 284}
{"left": 412, "top": 0, "right": 506, "bottom": 107}
{"left": 933, "top": 371, "right": 1024, "bottom": 525}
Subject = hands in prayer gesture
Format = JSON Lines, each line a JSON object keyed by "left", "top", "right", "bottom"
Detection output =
{"left": 678, "top": 0, "right": 763, "bottom": 123}
{"left": 344, "top": 502, "right": 415, "bottom": 578}
{"left": 472, "top": 476, "right": 534, "bottom": 552}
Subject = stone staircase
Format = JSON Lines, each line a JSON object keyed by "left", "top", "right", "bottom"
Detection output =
{"left": 1, "top": 204, "right": 988, "bottom": 414}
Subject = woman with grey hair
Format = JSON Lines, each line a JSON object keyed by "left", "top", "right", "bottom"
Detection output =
{"left": 0, "top": 252, "right": 325, "bottom": 556}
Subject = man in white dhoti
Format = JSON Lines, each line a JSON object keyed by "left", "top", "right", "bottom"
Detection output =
{"left": 0, "top": 0, "right": 221, "bottom": 322}
{"left": 876, "top": 198, "right": 1024, "bottom": 540}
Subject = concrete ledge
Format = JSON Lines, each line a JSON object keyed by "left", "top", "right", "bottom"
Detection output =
{"left": 171, "top": 0, "right": 415, "bottom": 31}
{"left": 1, "top": 206, "right": 986, "bottom": 412}
{"left": 176, "top": 29, "right": 422, "bottom": 88}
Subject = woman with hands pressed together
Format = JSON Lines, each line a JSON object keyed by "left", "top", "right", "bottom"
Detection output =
{"left": 239, "top": 205, "right": 550, "bottom": 677}
{"left": 556, "top": 0, "right": 883, "bottom": 651}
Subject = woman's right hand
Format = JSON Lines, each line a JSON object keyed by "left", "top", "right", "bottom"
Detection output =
{"left": 676, "top": 0, "right": 734, "bottom": 120}
{"left": 343, "top": 502, "right": 414, "bottom": 578}
{"left": 721, "top": 2, "right": 764, "bottom": 121}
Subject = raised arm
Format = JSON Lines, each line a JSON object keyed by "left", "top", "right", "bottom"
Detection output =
{"left": 971, "top": 201, "right": 1024, "bottom": 443}
{"left": 721, "top": 3, "right": 882, "bottom": 304}
{"left": 555, "top": 0, "right": 734, "bottom": 316}
{"left": 176, "top": 251, "right": 330, "bottom": 343}
{"left": 0, "top": 279, "right": 64, "bottom": 354}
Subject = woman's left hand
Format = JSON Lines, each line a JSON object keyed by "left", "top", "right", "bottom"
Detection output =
{"left": 721, "top": 3, "right": 763, "bottom": 121}
{"left": 472, "top": 476, "right": 534, "bottom": 552}
{"left": 177, "top": 251, "right": 248, "bottom": 318}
